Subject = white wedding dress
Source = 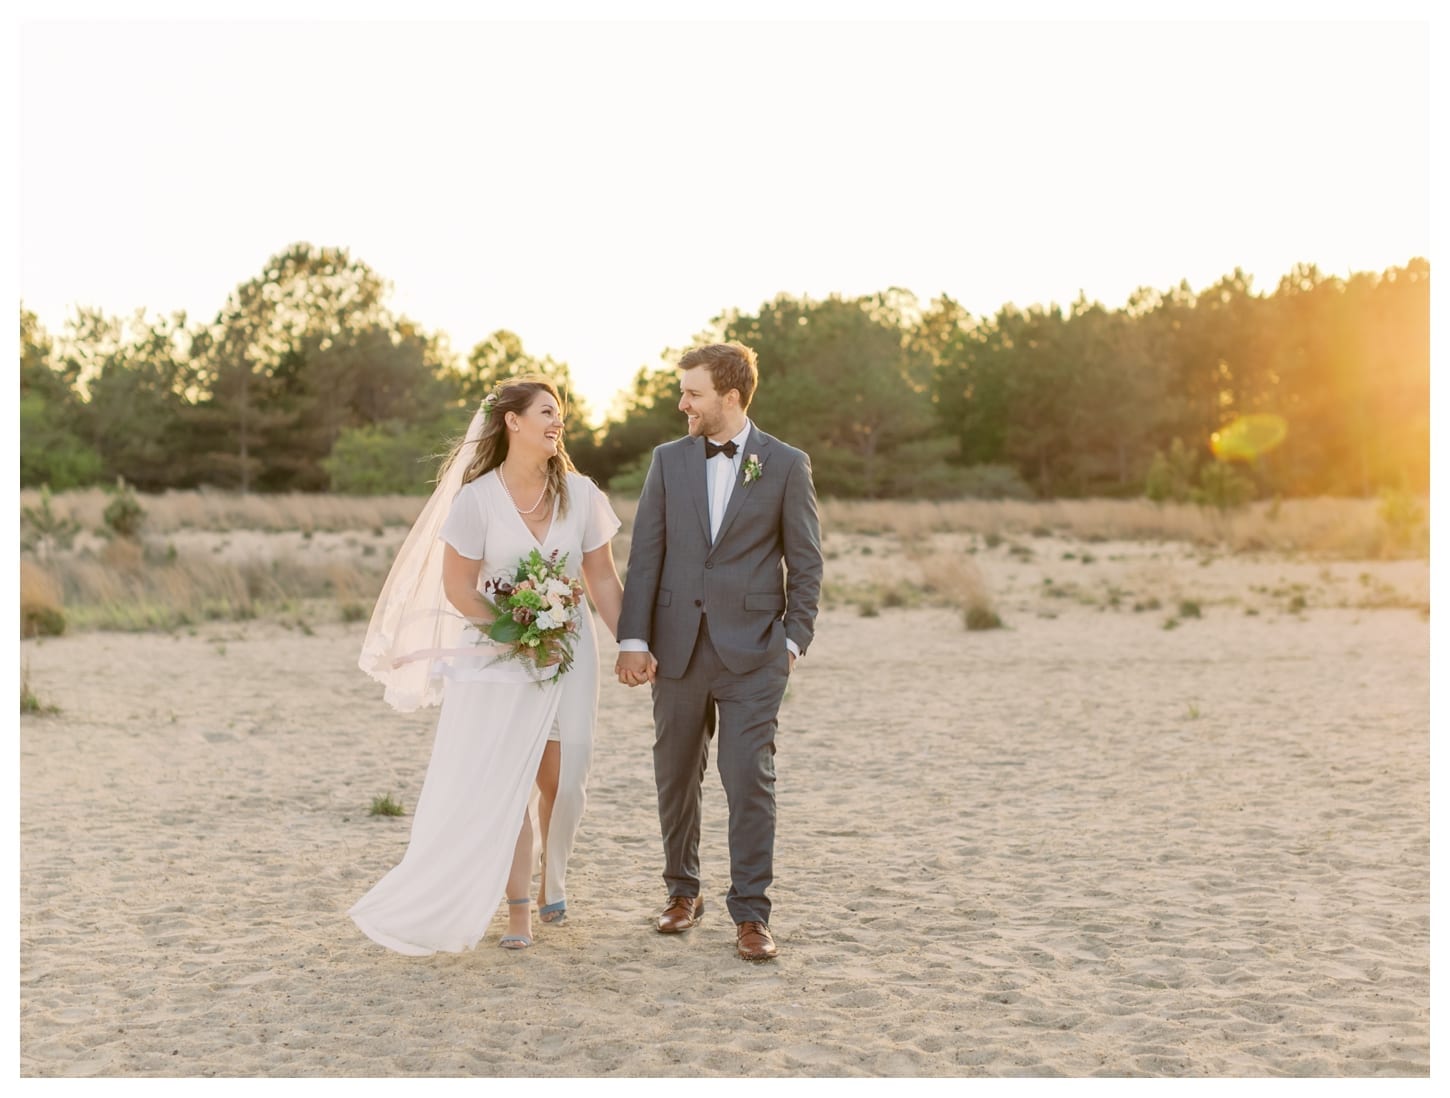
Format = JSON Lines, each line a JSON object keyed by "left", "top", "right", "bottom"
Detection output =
{"left": 349, "top": 471, "right": 620, "bottom": 955}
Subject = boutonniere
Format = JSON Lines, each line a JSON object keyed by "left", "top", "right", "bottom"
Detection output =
{"left": 743, "top": 453, "right": 764, "bottom": 483}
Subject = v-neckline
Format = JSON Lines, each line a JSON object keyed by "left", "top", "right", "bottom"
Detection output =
{"left": 496, "top": 469, "right": 556, "bottom": 547}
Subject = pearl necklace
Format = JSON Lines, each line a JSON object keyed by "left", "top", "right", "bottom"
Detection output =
{"left": 499, "top": 467, "right": 550, "bottom": 515}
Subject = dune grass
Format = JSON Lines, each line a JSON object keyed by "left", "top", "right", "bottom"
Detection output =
{"left": 18, "top": 487, "right": 427, "bottom": 535}
{"left": 817, "top": 496, "right": 1427, "bottom": 558}
{"left": 17, "top": 489, "right": 1426, "bottom": 637}
{"left": 26, "top": 536, "right": 392, "bottom": 633}
{"left": 20, "top": 488, "right": 1425, "bottom": 557}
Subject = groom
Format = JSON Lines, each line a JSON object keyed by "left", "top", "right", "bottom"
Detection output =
{"left": 615, "top": 341, "right": 822, "bottom": 962}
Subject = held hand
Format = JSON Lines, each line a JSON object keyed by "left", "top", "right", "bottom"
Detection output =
{"left": 615, "top": 650, "right": 655, "bottom": 687}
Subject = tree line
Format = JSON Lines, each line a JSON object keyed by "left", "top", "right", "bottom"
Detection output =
{"left": 19, "top": 243, "right": 1428, "bottom": 502}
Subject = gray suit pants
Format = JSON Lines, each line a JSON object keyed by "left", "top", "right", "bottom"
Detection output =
{"left": 652, "top": 617, "right": 790, "bottom": 925}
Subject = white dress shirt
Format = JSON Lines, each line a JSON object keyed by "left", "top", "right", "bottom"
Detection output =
{"left": 706, "top": 420, "right": 752, "bottom": 542}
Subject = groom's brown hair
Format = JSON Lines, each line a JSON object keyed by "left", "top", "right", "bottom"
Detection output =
{"left": 679, "top": 341, "right": 758, "bottom": 411}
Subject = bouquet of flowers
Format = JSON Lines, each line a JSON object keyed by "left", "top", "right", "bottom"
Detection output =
{"left": 479, "top": 548, "right": 586, "bottom": 680}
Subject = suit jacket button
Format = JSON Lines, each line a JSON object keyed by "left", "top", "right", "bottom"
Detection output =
{"left": 694, "top": 599, "right": 702, "bottom": 607}
{"left": 705, "top": 562, "right": 714, "bottom": 569}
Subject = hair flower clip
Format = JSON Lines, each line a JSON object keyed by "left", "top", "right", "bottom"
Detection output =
{"left": 481, "top": 392, "right": 500, "bottom": 419}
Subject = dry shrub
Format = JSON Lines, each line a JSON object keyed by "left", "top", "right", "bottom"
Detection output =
{"left": 20, "top": 560, "right": 66, "bottom": 637}
{"left": 324, "top": 560, "right": 377, "bottom": 604}
{"left": 99, "top": 537, "right": 145, "bottom": 572}
{"left": 964, "top": 604, "right": 1003, "bottom": 631}
{"left": 910, "top": 550, "right": 1002, "bottom": 629}
{"left": 914, "top": 550, "right": 974, "bottom": 601}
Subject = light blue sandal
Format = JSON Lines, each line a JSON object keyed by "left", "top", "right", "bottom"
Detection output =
{"left": 498, "top": 898, "right": 533, "bottom": 950}
{"left": 538, "top": 854, "right": 567, "bottom": 924}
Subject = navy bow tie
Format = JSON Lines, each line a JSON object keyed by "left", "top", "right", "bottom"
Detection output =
{"left": 705, "top": 439, "right": 739, "bottom": 459}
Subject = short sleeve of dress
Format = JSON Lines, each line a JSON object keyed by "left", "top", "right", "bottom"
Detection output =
{"left": 440, "top": 481, "right": 487, "bottom": 560}
{"left": 581, "top": 478, "right": 622, "bottom": 553}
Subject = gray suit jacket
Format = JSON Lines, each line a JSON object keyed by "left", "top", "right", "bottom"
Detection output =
{"left": 619, "top": 425, "right": 823, "bottom": 679}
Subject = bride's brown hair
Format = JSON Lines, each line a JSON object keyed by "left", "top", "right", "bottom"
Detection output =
{"left": 442, "top": 376, "right": 575, "bottom": 516}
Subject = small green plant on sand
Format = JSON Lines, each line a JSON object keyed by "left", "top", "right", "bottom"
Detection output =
{"left": 103, "top": 478, "right": 147, "bottom": 539}
{"left": 370, "top": 794, "right": 405, "bottom": 817}
{"left": 965, "top": 605, "right": 1003, "bottom": 631}
{"left": 1377, "top": 488, "right": 1425, "bottom": 552}
{"left": 21, "top": 487, "right": 81, "bottom": 559}
{"left": 21, "top": 665, "right": 59, "bottom": 716}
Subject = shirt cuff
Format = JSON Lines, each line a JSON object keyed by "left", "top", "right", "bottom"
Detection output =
{"left": 619, "top": 639, "right": 651, "bottom": 653}
{"left": 786, "top": 639, "right": 801, "bottom": 658}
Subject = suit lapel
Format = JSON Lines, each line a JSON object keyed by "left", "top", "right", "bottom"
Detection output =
{"left": 687, "top": 436, "right": 711, "bottom": 543}
{"left": 711, "top": 428, "right": 771, "bottom": 550}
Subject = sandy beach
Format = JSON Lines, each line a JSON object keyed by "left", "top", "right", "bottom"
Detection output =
{"left": 19, "top": 539, "right": 1430, "bottom": 1077}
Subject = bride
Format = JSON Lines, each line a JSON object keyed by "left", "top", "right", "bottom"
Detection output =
{"left": 351, "top": 376, "right": 636, "bottom": 953}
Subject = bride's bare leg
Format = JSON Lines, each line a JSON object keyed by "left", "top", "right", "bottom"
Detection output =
{"left": 535, "top": 741, "right": 561, "bottom": 917}
{"left": 504, "top": 812, "right": 533, "bottom": 941}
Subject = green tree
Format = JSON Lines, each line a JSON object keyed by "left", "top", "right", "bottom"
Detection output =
{"left": 19, "top": 391, "right": 104, "bottom": 488}
{"left": 593, "top": 364, "right": 688, "bottom": 489}
{"left": 188, "top": 243, "right": 394, "bottom": 491}
{"left": 932, "top": 298, "right": 1009, "bottom": 469}
{"left": 261, "top": 320, "right": 454, "bottom": 491}
{"left": 710, "top": 291, "right": 940, "bottom": 497}
{"left": 941, "top": 301, "right": 1083, "bottom": 494}
{"left": 322, "top": 420, "right": 450, "bottom": 495}
{"left": 19, "top": 307, "right": 103, "bottom": 488}
{"left": 1144, "top": 438, "right": 1200, "bottom": 503}
{"left": 60, "top": 308, "right": 200, "bottom": 490}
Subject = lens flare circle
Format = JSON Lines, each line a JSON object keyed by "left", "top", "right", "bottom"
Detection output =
{"left": 1210, "top": 413, "right": 1288, "bottom": 462}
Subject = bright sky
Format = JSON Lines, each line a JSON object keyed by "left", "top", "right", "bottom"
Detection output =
{"left": 16, "top": 2, "right": 1433, "bottom": 423}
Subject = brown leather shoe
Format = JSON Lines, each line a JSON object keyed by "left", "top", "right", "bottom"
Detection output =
{"left": 656, "top": 895, "right": 704, "bottom": 933}
{"left": 735, "top": 920, "right": 778, "bottom": 961}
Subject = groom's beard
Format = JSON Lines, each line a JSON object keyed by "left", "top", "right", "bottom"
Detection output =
{"left": 685, "top": 410, "right": 726, "bottom": 439}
